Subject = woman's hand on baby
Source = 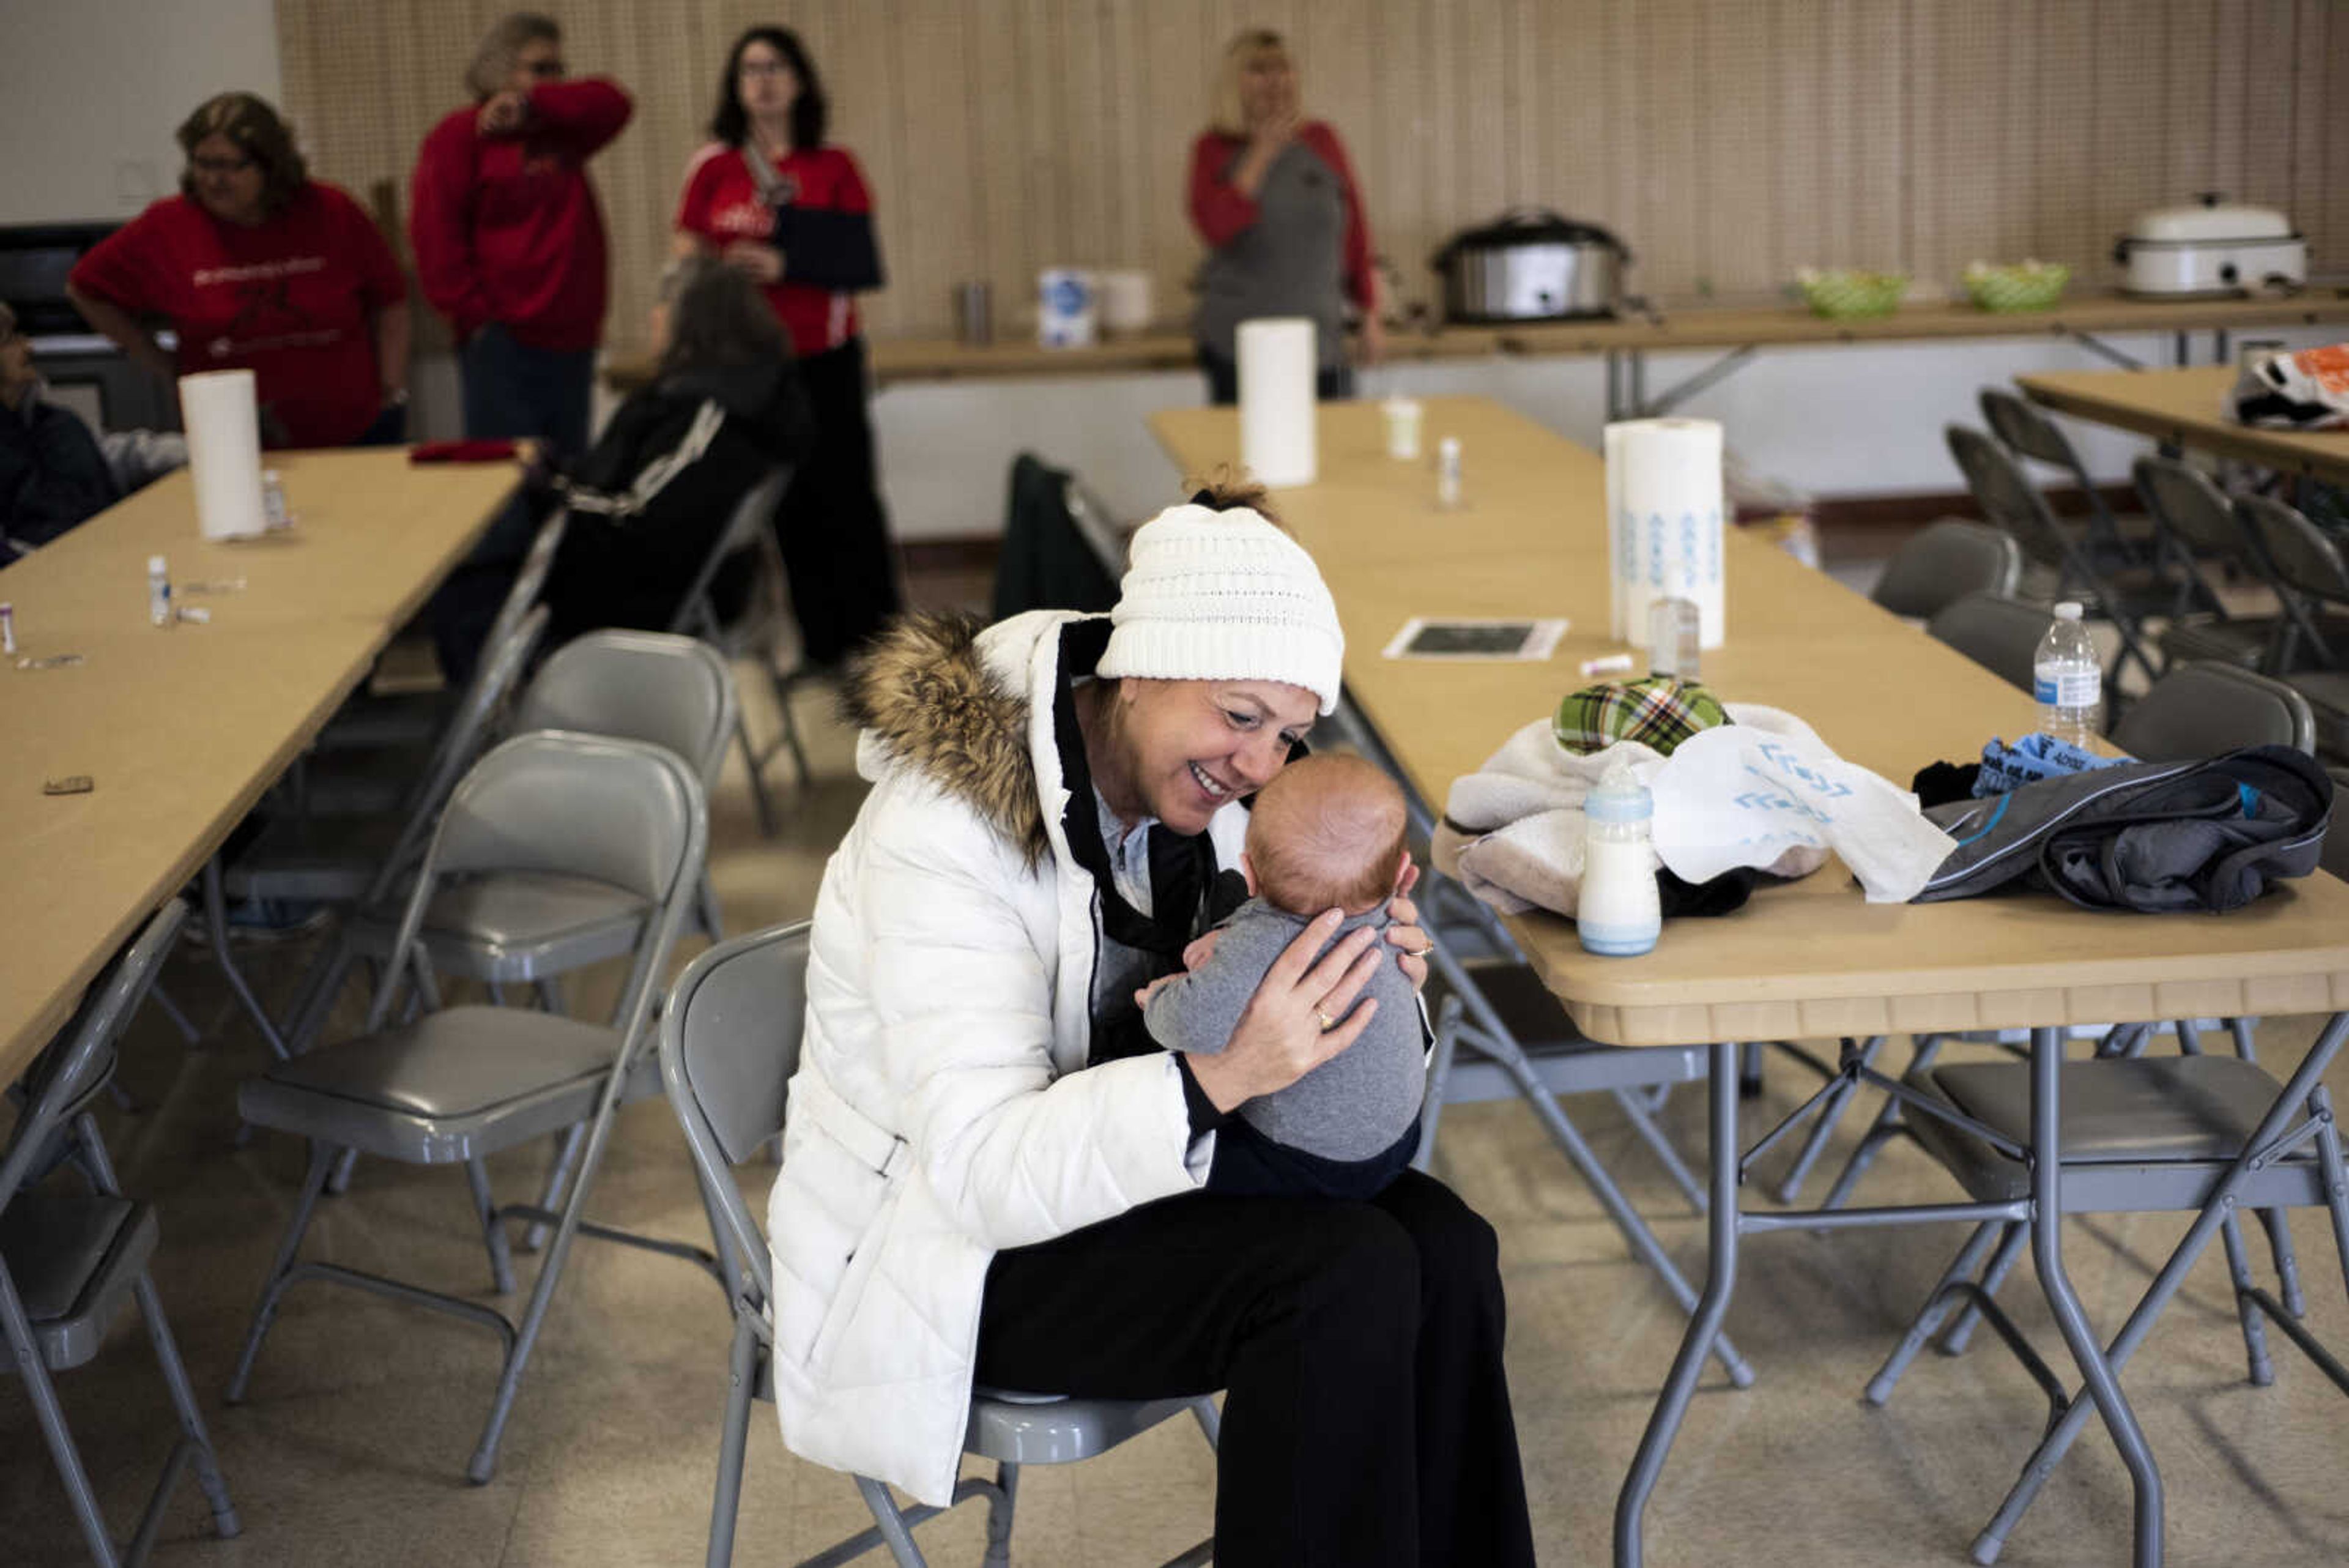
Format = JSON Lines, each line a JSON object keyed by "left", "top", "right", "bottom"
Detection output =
{"left": 1384, "top": 857, "right": 1430, "bottom": 993}
{"left": 1184, "top": 910, "right": 1382, "bottom": 1113}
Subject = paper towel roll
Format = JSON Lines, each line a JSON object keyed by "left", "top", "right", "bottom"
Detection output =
{"left": 1238, "top": 318, "right": 1316, "bottom": 487}
{"left": 1604, "top": 417, "right": 1725, "bottom": 648}
{"left": 179, "top": 370, "right": 269, "bottom": 541}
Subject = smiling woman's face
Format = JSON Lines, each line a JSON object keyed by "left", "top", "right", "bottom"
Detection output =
{"left": 1107, "top": 677, "right": 1319, "bottom": 836}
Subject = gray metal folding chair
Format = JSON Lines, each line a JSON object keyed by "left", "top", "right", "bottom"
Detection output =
{"left": 2130, "top": 456, "right": 2277, "bottom": 668}
{"left": 297, "top": 508, "right": 571, "bottom": 810}
{"left": 2235, "top": 495, "right": 2349, "bottom": 758}
{"left": 1, "top": 901, "right": 240, "bottom": 1567}
{"left": 1947, "top": 424, "right": 2161, "bottom": 695}
{"left": 237, "top": 604, "right": 552, "bottom": 1041}
{"left": 659, "top": 923, "right": 1218, "bottom": 1568}
{"left": 1870, "top": 519, "right": 2023, "bottom": 621}
{"left": 1865, "top": 1017, "right": 2349, "bottom": 1565}
{"left": 294, "top": 628, "right": 736, "bottom": 1057}
{"left": 226, "top": 732, "right": 713, "bottom": 1483}
{"left": 1924, "top": 591, "right": 2052, "bottom": 696}
{"left": 669, "top": 466, "right": 810, "bottom": 836}
{"left": 1979, "top": 386, "right": 2148, "bottom": 572}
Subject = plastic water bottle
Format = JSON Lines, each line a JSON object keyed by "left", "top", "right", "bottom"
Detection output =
{"left": 2033, "top": 601, "right": 2101, "bottom": 748}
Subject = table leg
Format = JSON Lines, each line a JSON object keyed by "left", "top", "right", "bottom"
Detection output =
{"left": 200, "top": 857, "right": 290, "bottom": 1061}
{"left": 2027, "top": 1024, "right": 2163, "bottom": 1567}
{"left": 1614, "top": 1038, "right": 1741, "bottom": 1568}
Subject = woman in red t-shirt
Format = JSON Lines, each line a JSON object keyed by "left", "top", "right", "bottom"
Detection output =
{"left": 67, "top": 93, "right": 410, "bottom": 450}
{"left": 674, "top": 25, "right": 898, "bottom": 670}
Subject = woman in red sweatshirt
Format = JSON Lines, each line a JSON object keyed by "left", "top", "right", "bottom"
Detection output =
{"left": 410, "top": 11, "right": 631, "bottom": 459}
{"left": 1188, "top": 29, "right": 1382, "bottom": 406}
{"left": 674, "top": 24, "right": 898, "bottom": 672}
{"left": 67, "top": 93, "right": 409, "bottom": 450}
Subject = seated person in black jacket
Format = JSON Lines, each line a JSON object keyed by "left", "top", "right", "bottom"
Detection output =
{"left": 432, "top": 256, "right": 811, "bottom": 674}
{"left": 2, "top": 301, "right": 188, "bottom": 562}
{"left": 1, "top": 302, "right": 153, "bottom": 558}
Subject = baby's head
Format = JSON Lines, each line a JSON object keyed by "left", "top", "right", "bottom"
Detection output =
{"left": 1243, "top": 754, "right": 1409, "bottom": 917}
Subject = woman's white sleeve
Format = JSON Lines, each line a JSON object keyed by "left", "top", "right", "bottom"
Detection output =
{"left": 859, "top": 789, "right": 1204, "bottom": 1250}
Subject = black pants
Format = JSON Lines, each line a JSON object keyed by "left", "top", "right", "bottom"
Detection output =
{"left": 779, "top": 338, "right": 901, "bottom": 667}
{"left": 1198, "top": 344, "right": 1355, "bottom": 407}
{"left": 974, "top": 1168, "right": 1535, "bottom": 1567}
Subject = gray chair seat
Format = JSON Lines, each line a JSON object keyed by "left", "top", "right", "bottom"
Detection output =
{"left": 965, "top": 1391, "right": 1206, "bottom": 1464}
{"left": 225, "top": 812, "right": 407, "bottom": 904}
{"left": 1902, "top": 1055, "right": 2322, "bottom": 1206}
{"left": 240, "top": 1006, "right": 619, "bottom": 1164}
{"left": 2158, "top": 617, "right": 2278, "bottom": 671}
{"left": 346, "top": 872, "right": 653, "bottom": 980}
{"left": 0, "top": 1194, "right": 155, "bottom": 1370}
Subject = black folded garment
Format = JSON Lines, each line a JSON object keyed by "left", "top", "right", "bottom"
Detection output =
{"left": 1913, "top": 745, "right": 2332, "bottom": 912}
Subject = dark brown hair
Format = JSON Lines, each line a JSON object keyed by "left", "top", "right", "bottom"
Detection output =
{"left": 655, "top": 256, "right": 792, "bottom": 379}
{"left": 176, "top": 93, "right": 308, "bottom": 218}
{"left": 710, "top": 26, "right": 828, "bottom": 150}
{"left": 1184, "top": 466, "right": 1282, "bottom": 524}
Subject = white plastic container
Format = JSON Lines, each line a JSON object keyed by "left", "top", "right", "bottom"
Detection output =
{"left": 1037, "top": 269, "right": 1097, "bottom": 348}
{"left": 1382, "top": 396, "right": 1423, "bottom": 460}
{"left": 1579, "top": 769, "right": 1661, "bottom": 957}
{"left": 147, "top": 555, "right": 172, "bottom": 628}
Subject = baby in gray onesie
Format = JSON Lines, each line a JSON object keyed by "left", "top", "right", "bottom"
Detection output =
{"left": 1142, "top": 754, "right": 1425, "bottom": 1200}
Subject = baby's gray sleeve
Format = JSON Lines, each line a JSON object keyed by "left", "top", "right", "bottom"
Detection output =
{"left": 1140, "top": 918, "right": 1290, "bottom": 1057}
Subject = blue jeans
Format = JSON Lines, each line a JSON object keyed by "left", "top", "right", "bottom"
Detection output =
{"left": 460, "top": 322, "right": 594, "bottom": 461}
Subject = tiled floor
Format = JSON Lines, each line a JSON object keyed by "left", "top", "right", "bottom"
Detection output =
{"left": 7, "top": 541, "right": 2348, "bottom": 1567}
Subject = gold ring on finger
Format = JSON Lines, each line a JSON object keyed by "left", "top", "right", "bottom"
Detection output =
{"left": 1315, "top": 1008, "right": 1337, "bottom": 1032}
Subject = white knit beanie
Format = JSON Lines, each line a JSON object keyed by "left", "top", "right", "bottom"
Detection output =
{"left": 1097, "top": 502, "right": 1344, "bottom": 715}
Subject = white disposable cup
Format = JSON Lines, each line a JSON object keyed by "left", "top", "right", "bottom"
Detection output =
{"left": 1382, "top": 396, "right": 1423, "bottom": 461}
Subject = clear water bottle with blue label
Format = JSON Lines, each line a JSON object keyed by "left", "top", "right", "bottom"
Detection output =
{"left": 2033, "top": 601, "right": 2101, "bottom": 749}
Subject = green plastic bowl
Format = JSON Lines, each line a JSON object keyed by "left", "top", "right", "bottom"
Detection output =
{"left": 1793, "top": 269, "right": 1907, "bottom": 320}
{"left": 1964, "top": 261, "right": 2070, "bottom": 312}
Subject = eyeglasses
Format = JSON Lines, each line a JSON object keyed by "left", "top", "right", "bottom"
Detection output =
{"left": 525, "top": 58, "right": 566, "bottom": 78}
{"left": 190, "top": 155, "right": 256, "bottom": 176}
{"left": 738, "top": 58, "right": 793, "bottom": 79}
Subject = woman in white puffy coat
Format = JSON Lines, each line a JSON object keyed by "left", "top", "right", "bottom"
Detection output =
{"left": 769, "top": 488, "right": 1536, "bottom": 1566}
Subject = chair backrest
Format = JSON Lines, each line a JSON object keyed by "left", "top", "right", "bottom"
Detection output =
{"left": 2236, "top": 494, "right": 2349, "bottom": 603}
{"left": 368, "top": 603, "right": 552, "bottom": 902}
{"left": 1871, "top": 519, "right": 2022, "bottom": 618}
{"left": 992, "top": 452, "right": 1123, "bottom": 620}
{"left": 511, "top": 630, "right": 738, "bottom": 790}
{"left": 2131, "top": 456, "right": 2244, "bottom": 560}
{"left": 658, "top": 921, "right": 812, "bottom": 1302}
{"left": 1980, "top": 386, "right": 2087, "bottom": 475}
{"left": 2111, "top": 661, "right": 2316, "bottom": 759}
{"left": 667, "top": 465, "right": 790, "bottom": 639}
{"left": 477, "top": 508, "right": 570, "bottom": 672}
{"left": 0, "top": 901, "right": 186, "bottom": 1212}
{"left": 1946, "top": 423, "right": 2069, "bottom": 567}
{"left": 373, "top": 732, "right": 707, "bottom": 1035}
{"left": 1926, "top": 591, "right": 2049, "bottom": 695}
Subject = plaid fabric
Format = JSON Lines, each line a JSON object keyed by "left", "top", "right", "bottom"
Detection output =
{"left": 1552, "top": 676, "right": 1732, "bottom": 756}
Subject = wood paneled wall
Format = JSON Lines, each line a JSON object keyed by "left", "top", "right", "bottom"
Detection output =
{"left": 276, "top": 0, "right": 2347, "bottom": 346}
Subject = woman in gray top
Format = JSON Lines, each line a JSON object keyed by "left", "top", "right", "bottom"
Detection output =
{"left": 1186, "top": 28, "right": 1382, "bottom": 405}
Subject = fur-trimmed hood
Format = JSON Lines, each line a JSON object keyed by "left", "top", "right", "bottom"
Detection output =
{"left": 842, "top": 609, "right": 1058, "bottom": 864}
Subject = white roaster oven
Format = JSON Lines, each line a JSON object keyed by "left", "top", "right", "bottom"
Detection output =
{"left": 2114, "top": 193, "right": 2307, "bottom": 297}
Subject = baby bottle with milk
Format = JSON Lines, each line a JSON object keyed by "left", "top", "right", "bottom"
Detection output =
{"left": 1579, "top": 765, "right": 1661, "bottom": 957}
